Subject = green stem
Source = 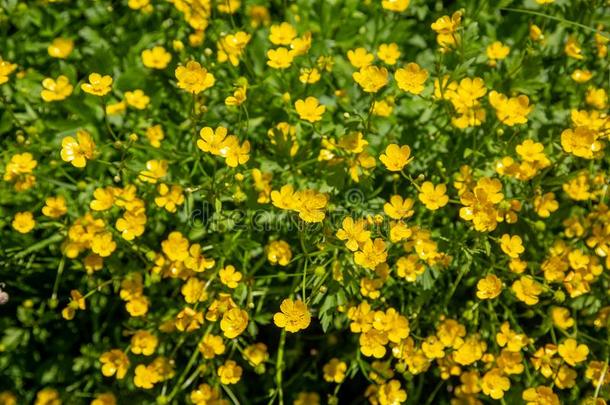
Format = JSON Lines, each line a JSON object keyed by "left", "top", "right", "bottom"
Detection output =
{"left": 500, "top": 7, "right": 610, "bottom": 38}
{"left": 272, "top": 329, "right": 286, "bottom": 405}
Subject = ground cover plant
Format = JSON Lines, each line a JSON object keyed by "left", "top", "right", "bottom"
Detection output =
{"left": 1, "top": 0, "right": 610, "bottom": 404}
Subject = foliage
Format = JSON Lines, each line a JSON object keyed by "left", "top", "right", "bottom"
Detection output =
{"left": 1, "top": 0, "right": 610, "bottom": 404}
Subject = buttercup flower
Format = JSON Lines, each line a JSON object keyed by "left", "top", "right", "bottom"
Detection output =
{"left": 273, "top": 298, "right": 311, "bottom": 332}
{"left": 41, "top": 75, "right": 73, "bottom": 101}
{"left": 175, "top": 61, "right": 215, "bottom": 94}
{"left": 379, "top": 144, "right": 412, "bottom": 171}
{"left": 295, "top": 97, "right": 325, "bottom": 122}
{"left": 80, "top": 73, "right": 112, "bottom": 96}
{"left": 141, "top": 46, "right": 172, "bottom": 69}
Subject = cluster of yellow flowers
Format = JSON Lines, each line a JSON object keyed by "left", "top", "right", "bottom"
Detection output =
{"left": 2, "top": 0, "right": 610, "bottom": 404}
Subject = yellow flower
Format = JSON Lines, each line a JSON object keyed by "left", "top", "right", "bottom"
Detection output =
{"left": 354, "top": 238, "right": 387, "bottom": 270}
{"left": 197, "top": 126, "right": 229, "bottom": 155}
{"left": 218, "top": 32, "right": 251, "bottom": 66}
{"left": 146, "top": 124, "right": 164, "bottom": 147}
{"left": 294, "top": 189, "right": 328, "bottom": 222}
{"left": 0, "top": 58, "right": 17, "bottom": 85}
{"left": 41, "top": 75, "right": 73, "bottom": 102}
{"left": 249, "top": 5, "right": 270, "bottom": 28}
{"left": 271, "top": 184, "right": 299, "bottom": 210}
{"left": 353, "top": 65, "right": 389, "bottom": 93}
{"left": 522, "top": 386, "right": 560, "bottom": 405}
{"left": 381, "top": 0, "right": 410, "bottom": 12}
{"left": 421, "top": 335, "right": 445, "bottom": 359}
{"left": 198, "top": 334, "right": 226, "bottom": 359}
{"left": 90, "top": 187, "right": 116, "bottom": 211}
{"left": 128, "top": 0, "right": 150, "bottom": 10}
{"left": 219, "top": 265, "right": 243, "bottom": 288}
{"left": 175, "top": 61, "right": 215, "bottom": 94}
{"left": 190, "top": 383, "right": 223, "bottom": 405}
{"left": 99, "top": 349, "right": 129, "bottom": 379}
{"left": 571, "top": 69, "right": 592, "bottom": 83}
{"left": 336, "top": 217, "right": 370, "bottom": 251}
{"left": 220, "top": 307, "right": 249, "bottom": 338}
{"left": 378, "top": 380, "right": 407, "bottom": 404}
{"left": 373, "top": 98, "right": 394, "bottom": 117}
{"left": 4, "top": 152, "right": 37, "bottom": 182}
{"left": 91, "top": 392, "right": 117, "bottom": 405}
{"left": 155, "top": 183, "right": 184, "bottom": 213}
{"left": 12, "top": 211, "right": 35, "bottom": 233}
{"left": 323, "top": 358, "right": 347, "bottom": 383}
{"left": 60, "top": 130, "right": 96, "bottom": 168}
{"left": 377, "top": 43, "right": 401, "bottom": 65}
{"left": 125, "top": 295, "right": 149, "bottom": 317}
{"left": 124, "top": 89, "right": 150, "bottom": 109}
{"left": 105, "top": 101, "right": 126, "bottom": 115}
{"left": 295, "top": 97, "right": 325, "bottom": 123}
{"left": 34, "top": 388, "right": 61, "bottom": 405}
{"left": 384, "top": 195, "right": 414, "bottom": 219}
{"left": 220, "top": 135, "right": 250, "bottom": 167}
{"left": 550, "top": 307, "right": 574, "bottom": 329}
{"left": 294, "top": 392, "right": 320, "bottom": 405}
{"left": 181, "top": 277, "right": 207, "bottom": 304}
{"left": 347, "top": 47, "right": 374, "bottom": 68}
{"left": 431, "top": 11, "right": 462, "bottom": 50}
{"left": 500, "top": 234, "right": 524, "bottom": 258}
{"left": 244, "top": 343, "right": 268, "bottom": 366}
{"left": 141, "top": 46, "right": 172, "bottom": 69}
{"left": 418, "top": 182, "right": 449, "bottom": 210}
{"left": 489, "top": 91, "right": 533, "bottom": 126}
{"left": 515, "top": 139, "right": 548, "bottom": 164}
{"left": 481, "top": 368, "right": 510, "bottom": 399}
{"left": 42, "top": 196, "right": 67, "bottom": 218}
{"left": 476, "top": 274, "right": 503, "bottom": 299}
{"left": 175, "top": 307, "right": 204, "bottom": 332}
{"left": 558, "top": 338, "right": 589, "bottom": 366}
{"left": 586, "top": 87, "right": 607, "bottom": 109}
{"left": 565, "top": 35, "right": 584, "bottom": 60}
{"left": 115, "top": 210, "right": 146, "bottom": 240}
{"left": 534, "top": 192, "right": 559, "bottom": 218}
{"left": 561, "top": 126, "right": 603, "bottom": 159}
{"left": 452, "top": 77, "right": 487, "bottom": 110}
{"left": 91, "top": 231, "right": 117, "bottom": 258}
{"left": 453, "top": 335, "right": 486, "bottom": 365}
{"left": 273, "top": 298, "right": 311, "bottom": 332}
{"left": 269, "top": 22, "right": 297, "bottom": 45}
{"left": 266, "top": 240, "right": 292, "bottom": 266}
{"left": 379, "top": 144, "right": 412, "bottom": 171}
{"left": 61, "top": 289, "right": 86, "bottom": 320}
{"left": 394, "top": 63, "right": 428, "bottom": 94}
{"left": 373, "top": 308, "right": 409, "bottom": 343}
{"left": 217, "top": 360, "right": 242, "bottom": 384}
{"left": 511, "top": 276, "right": 543, "bottom": 305}
{"left": 225, "top": 85, "right": 247, "bottom": 106}
{"left": 486, "top": 41, "right": 510, "bottom": 64}
{"left": 267, "top": 47, "right": 294, "bottom": 69}
{"left": 217, "top": 0, "right": 240, "bottom": 13}
{"left": 359, "top": 329, "right": 388, "bottom": 358}
{"left": 80, "top": 73, "right": 113, "bottom": 96}
{"left": 395, "top": 254, "right": 424, "bottom": 281}
{"left": 139, "top": 159, "right": 168, "bottom": 183}
{"left": 48, "top": 38, "right": 73, "bottom": 59}
{"left": 530, "top": 24, "right": 545, "bottom": 42}
{"left": 299, "top": 67, "right": 321, "bottom": 84}
{"left": 134, "top": 364, "right": 160, "bottom": 389}
{"left": 131, "top": 330, "right": 158, "bottom": 356}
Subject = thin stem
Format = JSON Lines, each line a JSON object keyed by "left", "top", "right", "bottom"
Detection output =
{"left": 271, "top": 329, "right": 286, "bottom": 405}
{"left": 501, "top": 7, "right": 610, "bottom": 39}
